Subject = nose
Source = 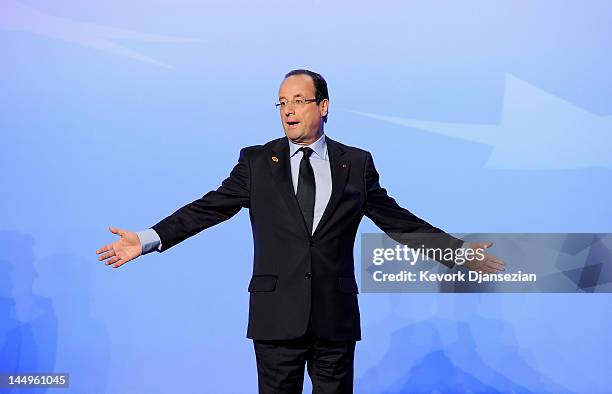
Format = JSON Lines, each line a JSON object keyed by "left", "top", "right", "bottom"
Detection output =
{"left": 283, "top": 105, "right": 295, "bottom": 117}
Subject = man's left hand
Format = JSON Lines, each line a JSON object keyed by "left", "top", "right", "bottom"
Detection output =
{"left": 463, "top": 242, "right": 505, "bottom": 273}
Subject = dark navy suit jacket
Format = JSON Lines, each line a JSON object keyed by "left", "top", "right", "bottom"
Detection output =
{"left": 151, "top": 136, "right": 462, "bottom": 341}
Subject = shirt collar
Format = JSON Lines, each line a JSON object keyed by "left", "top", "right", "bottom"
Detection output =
{"left": 288, "top": 133, "right": 327, "bottom": 160}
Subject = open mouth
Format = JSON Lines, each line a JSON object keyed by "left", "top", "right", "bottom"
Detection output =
{"left": 286, "top": 120, "right": 300, "bottom": 128}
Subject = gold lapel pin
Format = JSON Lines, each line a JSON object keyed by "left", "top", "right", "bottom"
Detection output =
{"left": 271, "top": 156, "right": 279, "bottom": 162}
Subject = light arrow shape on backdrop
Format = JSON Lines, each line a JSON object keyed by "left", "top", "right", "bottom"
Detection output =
{"left": 349, "top": 74, "right": 612, "bottom": 170}
{"left": 1, "top": 0, "right": 200, "bottom": 69}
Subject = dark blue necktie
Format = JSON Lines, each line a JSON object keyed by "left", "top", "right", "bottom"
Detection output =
{"left": 296, "top": 147, "right": 315, "bottom": 234}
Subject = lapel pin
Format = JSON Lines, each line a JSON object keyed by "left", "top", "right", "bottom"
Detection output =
{"left": 271, "top": 156, "right": 279, "bottom": 162}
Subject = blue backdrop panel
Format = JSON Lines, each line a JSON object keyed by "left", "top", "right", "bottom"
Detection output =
{"left": 1, "top": 1, "right": 611, "bottom": 392}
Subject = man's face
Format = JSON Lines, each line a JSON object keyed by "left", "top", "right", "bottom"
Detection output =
{"left": 278, "top": 74, "right": 329, "bottom": 145}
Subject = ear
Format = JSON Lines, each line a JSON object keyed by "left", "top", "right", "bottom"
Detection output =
{"left": 319, "top": 99, "right": 329, "bottom": 118}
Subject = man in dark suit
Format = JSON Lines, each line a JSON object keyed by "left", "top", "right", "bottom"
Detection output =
{"left": 96, "top": 69, "right": 504, "bottom": 393}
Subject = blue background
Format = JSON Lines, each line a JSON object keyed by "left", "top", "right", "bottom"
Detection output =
{"left": 1, "top": 1, "right": 611, "bottom": 392}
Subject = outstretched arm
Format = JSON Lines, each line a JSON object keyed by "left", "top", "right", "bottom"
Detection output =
{"left": 95, "top": 148, "right": 251, "bottom": 268}
{"left": 363, "top": 152, "right": 504, "bottom": 272}
{"left": 363, "top": 152, "right": 459, "bottom": 240}
{"left": 151, "top": 147, "right": 250, "bottom": 251}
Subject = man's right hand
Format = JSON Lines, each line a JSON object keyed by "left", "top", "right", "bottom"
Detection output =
{"left": 96, "top": 226, "right": 142, "bottom": 269}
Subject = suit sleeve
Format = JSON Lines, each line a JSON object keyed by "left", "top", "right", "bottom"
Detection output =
{"left": 363, "top": 152, "right": 463, "bottom": 268}
{"left": 150, "top": 148, "right": 251, "bottom": 252}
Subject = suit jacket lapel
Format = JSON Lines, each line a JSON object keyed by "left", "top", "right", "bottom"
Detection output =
{"left": 268, "top": 138, "right": 310, "bottom": 236}
{"left": 313, "top": 137, "right": 350, "bottom": 236}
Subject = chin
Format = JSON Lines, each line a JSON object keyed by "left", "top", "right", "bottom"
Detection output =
{"left": 284, "top": 129, "right": 303, "bottom": 141}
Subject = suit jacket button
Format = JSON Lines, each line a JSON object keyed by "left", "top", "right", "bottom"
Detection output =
{"left": 304, "top": 272, "right": 312, "bottom": 279}
{"left": 309, "top": 239, "right": 314, "bottom": 247}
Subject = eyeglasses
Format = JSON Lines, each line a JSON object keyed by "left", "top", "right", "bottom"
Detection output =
{"left": 275, "top": 98, "right": 318, "bottom": 110}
